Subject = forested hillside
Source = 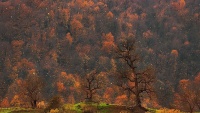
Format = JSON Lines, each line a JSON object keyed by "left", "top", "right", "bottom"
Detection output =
{"left": 0, "top": 0, "right": 200, "bottom": 112}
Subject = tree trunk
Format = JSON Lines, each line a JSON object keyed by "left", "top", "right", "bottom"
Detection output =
{"left": 31, "top": 100, "right": 37, "bottom": 109}
{"left": 136, "top": 93, "right": 141, "bottom": 107}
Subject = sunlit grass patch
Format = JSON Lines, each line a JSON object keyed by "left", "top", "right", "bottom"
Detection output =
{"left": 0, "top": 107, "right": 43, "bottom": 113}
{"left": 155, "top": 108, "right": 181, "bottom": 113}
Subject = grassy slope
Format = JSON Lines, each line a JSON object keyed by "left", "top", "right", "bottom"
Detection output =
{"left": 62, "top": 102, "right": 132, "bottom": 113}
{"left": 0, "top": 103, "right": 182, "bottom": 113}
{"left": 0, "top": 108, "right": 43, "bottom": 113}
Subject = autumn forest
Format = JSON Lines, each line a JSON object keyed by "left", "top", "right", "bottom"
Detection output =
{"left": 0, "top": 0, "right": 200, "bottom": 113}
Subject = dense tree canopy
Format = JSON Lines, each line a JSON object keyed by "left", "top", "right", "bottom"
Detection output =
{"left": 0, "top": 0, "right": 200, "bottom": 110}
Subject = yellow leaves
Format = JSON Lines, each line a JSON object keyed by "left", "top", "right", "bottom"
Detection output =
{"left": 156, "top": 108, "right": 181, "bottom": 113}
{"left": 50, "top": 109, "right": 59, "bottom": 113}
{"left": 37, "top": 101, "right": 46, "bottom": 109}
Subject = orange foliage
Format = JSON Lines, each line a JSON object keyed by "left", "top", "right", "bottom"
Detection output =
{"left": 75, "top": 0, "right": 94, "bottom": 8}
{"left": 49, "top": 28, "right": 56, "bottom": 38}
{"left": 184, "top": 41, "right": 190, "bottom": 46}
{"left": 174, "top": 77, "right": 200, "bottom": 112}
{"left": 20, "top": 58, "right": 35, "bottom": 69}
{"left": 73, "top": 14, "right": 83, "bottom": 21}
{"left": 143, "top": 30, "right": 153, "bottom": 39}
{"left": 67, "top": 94, "right": 75, "bottom": 104}
{"left": 21, "top": 3, "right": 31, "bottom": 14}
{"left": 103, "top": 32, "right": 114, "bottom": 42}
{"left": 94, "top": 6, "right": 100, "bottom": 12}
{"left": 62, "top": 8, "right": 70, "bottom": 22}
{"left": 57, "top": 81, "right": 66, "bottom": 92}
{"left": 10, "top": 95, "right": 21, "bottom": 107}
{"left": 194, "top": 73, "right": 200, "bottom": 85}
{"left": 50, "top": 50, "right": 58, "bottom": 61}
{"left": 171, "top": 0, "right": 186, "bottom": 10}
{"left": 106, "top": 11, "right": 114, "bottom": 19}
{"left": 16, "top": 79, "right": 22, "bottom": 85}
{"left": 115, "top": 95, "right": 127, "bottom": 105}
{"left": 48, "top": 10, "right": 55, "bottom": 19}
{"left": 102, "top": 32, "right": 115, "bottom": 53}
{"left": 28, "top": 69, "right": 36, "bottom": 75}
{"left": 128, "top": 13, "right": 139, "bottom": 22}
{"left": 11, "top": 40, "right": 24, "bottom": 47}
{"left": 141, "top": 13, "right": 147, "bottom": 20}
{"left": 37, "top": 101, "right": 46, "bottom": 109}
{"left": 70, "top": 19, "right": 83, "bottom": 34}
{"left": 38, "top": 1, "right": 48, "bottom": 8}
{"left": 1, "top": 98, "right": 10, "bottom": 107}
{"left": 61, "top": 72, "right": 67, "bottom": 77}
{"left": 76, "top": 44, "right": 91, "bottom": 57}
{"left": 103, "top": 87, "right": 114, "bottom": 103}
{"left": 171, "top": 50, "right": 178, "bottom": 57}
{"left": 66, "top": 33, "right": 73, "bottom": 44}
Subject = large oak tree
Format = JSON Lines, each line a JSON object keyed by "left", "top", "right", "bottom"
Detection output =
{"left": 115, "top": 38, "right": 155, "bottom": 108}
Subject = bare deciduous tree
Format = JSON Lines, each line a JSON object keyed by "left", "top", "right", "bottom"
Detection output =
{"left": 82, "top": 70, "right": 105, "bottom": 102}
{"left": 20, "top": 70, "right": 44, "bottom": 108}
{"left": 115, "top": 38, "right": 155, "bottom": 108}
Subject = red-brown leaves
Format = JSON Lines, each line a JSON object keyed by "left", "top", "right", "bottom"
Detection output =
{"left": 102, "top": 32, "right": 116, "bottom": 53}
